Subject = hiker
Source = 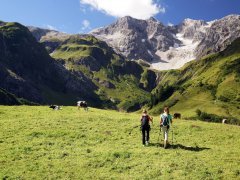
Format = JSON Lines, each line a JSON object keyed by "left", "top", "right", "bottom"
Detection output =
{"left": 160, "top": 107, "right": 173, "bottom": 148}
{"left": 140, "top": 109, "right": 153, "bottom": 146}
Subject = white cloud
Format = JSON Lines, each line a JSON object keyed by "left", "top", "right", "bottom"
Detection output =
{"left": 80, "top": 0, "right": 165, "bottom": 20}
{"left": 80, "top": 4, "right": 87, "bottom": 13}
{"left": 45, "top": 25, "right": 58, "bottom": 31}
{"left": 81, "top": 19, "right": 91, "bottom": 30}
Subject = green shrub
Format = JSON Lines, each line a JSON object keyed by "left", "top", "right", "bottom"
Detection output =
{"left": 150, "top": 85, "right": 176, "bottom": 107}
{"left": 196, "top": 109, "right": 202, "bottom": 117}
{"left": 218, "top": 95, "right": 230, "bottom": 102}
{"left": 195, "top": 109, "right": 240, "bottom": 125}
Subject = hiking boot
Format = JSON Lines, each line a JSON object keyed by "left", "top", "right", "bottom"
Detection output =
{"left": 146, "top": 141, "right": 149, "bottom": 146}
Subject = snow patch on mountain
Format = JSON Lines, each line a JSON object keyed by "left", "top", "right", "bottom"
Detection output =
{"left": 148, "top": 50, "right": 154, "bottom": 57}
{"left": 97, "top": 32, "right": 124, "bottom": 46}
{"left": 151, "top": 33, "right": 199, "bottom": 70}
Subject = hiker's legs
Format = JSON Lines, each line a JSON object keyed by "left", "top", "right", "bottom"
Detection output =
{"left": 162, "top": 126, "right": 169, "bottom": 148}
{"left": 162, "top": 126, "right": 168, "bottom": 141}
{"left": 146, "top": 128, "right": 150, "bottom": 142}
{"left": 142, "top": 128, "right": 146, "bottom": 145}
{"left": 164, "top": 130, "right": 168, "bottom": 141}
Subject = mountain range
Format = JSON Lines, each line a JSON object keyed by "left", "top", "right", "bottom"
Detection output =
{"left": 0, "top": 15, "right": 239, "bottom": 122}
{"left": 91, "top": 14, "right": 240, "bottom": 70}
{"left": 0, "top": 21, "right": 156, "bottom": 110}
{"left": 0, "top": 21, "right": 101, "bottom": 106}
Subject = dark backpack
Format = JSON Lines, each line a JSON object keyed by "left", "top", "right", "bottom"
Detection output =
{"left": 162, "top": 115, "right": 169, "bottom": 126}
{"left": 141, "top": 115, "right": 149, "bottom": 128}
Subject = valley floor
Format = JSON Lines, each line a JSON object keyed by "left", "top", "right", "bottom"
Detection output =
{"left": 0, "top": 106, "right": 239, "bottom": 179}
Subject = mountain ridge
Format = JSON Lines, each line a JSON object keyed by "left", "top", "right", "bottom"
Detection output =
{"left": 0, "top": 21, "right": 157, "bottom": 110}
{"left": 0, "top": 19, "right": 239, "bottom": 120}
{"left": 91, "top": 14, "right": 240, "bottom": 70}
{"left": 27, "top": 14, "right": 240, "bottom": 71}
{"left": 0, "top": 21, "right": 102, "bottom": 106}
{"left": 150, "top": 37, "right": 240, "bottom": 122}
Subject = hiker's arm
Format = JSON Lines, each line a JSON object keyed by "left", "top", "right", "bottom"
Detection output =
{"left": 150, "top": 116, "right": 153, "bottom": 124}
{"left": 160, "top": 116, "right": 163, "bottom": 125}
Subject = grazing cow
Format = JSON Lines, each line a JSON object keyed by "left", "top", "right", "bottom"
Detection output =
{"left": 222, "top": 119, "right": 227, "bottom": 124}
{"left": 49, "top": 105, "right": 62, "bottom": 110}
{"left": 77, "top": 101, "right": 88, "bottom": 111}
{"left": 174, "top": 113, "right": 181, "bottom": 119}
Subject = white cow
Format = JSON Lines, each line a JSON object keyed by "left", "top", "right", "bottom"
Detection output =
{"left": 77, "top": 101, "right": 88, "bottom": 111}
{"left": 222, "top": 119, "right": 227, "bottom": 124}
{"left": 49, "top": 105, "right": 62, "bottom": 110}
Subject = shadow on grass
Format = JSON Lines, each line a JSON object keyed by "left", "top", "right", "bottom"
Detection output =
{"left": 149, "top": 143, "right": 210, "bottom": 151}
{"left": 171, "top": 144, "right": 210, "bottom": 151}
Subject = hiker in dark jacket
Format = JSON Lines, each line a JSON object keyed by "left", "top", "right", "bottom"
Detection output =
{"left": 160, "top": 107, "right": 173, "bottom": 148}
{"left": 140, "top": 109, "right": 153, "bottom": 146}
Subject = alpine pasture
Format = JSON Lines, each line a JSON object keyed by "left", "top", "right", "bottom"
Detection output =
{"left": 0, "top": 106, "right": 240, "bottom": 179}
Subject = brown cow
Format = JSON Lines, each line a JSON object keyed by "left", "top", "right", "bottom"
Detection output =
{"left": 174, "top": 113, "right": 181, "bottom": 119}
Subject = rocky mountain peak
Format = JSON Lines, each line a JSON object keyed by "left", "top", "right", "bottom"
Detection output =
{"left": 28, "top": 26, "right": 69, "bottom": 42}
{"left": 91, "top": 14, "right": 240, "bottom": 70}
{"left": 117, "top": 16, "right": 137, "bottom": 23}
{"left": 90, "top": 16, "right": 177, "bottom": 62}
{"left": 28, "top": 26, "right": 70, "bottom": 53}
{"left": 208, "top": 14, "right": 240, "bottom": 28}
{"left": 195, "top": 14, "right": 240, "bottom": 58}
{"left": 178, "top": 18, "right": 207, "bottom": 39}
{"left": 147, "top": 17, "right": 158, "bottom": 22}
{"left": 221, "top": 14, "right": 240, "bottom": 20}
{"left": 182, "top": 18, "right": 206, "bottom": 25}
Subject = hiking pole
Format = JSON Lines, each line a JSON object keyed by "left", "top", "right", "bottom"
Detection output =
{"left": 129, "top": 125, "right": 139, "bottom": 135}
{"left": 171, "top": 126, "right": 174, "bottom": 146}
{"left": 157, "top": 125, "right": 161, "bottom": 146}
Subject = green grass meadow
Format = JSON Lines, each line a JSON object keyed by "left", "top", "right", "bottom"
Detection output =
{"left": 0, "top": 106, "right": 240, "bottom": 179}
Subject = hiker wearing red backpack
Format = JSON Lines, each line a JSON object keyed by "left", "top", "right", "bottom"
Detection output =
{"left": 160, "top": 107, "right": 173, "bottom": 148}
{"left": 140, "top": 109, "right": 153, "bottom": 146}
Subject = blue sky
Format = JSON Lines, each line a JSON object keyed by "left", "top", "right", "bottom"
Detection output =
{"left": 0, "top": 0, "right": 239, "bottom": 34}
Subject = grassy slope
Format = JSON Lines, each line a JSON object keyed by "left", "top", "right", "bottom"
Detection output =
{"left": 0, "top": 88, "right": 22, "bottom": 105}
{"left": 0, "top": 88, "right": 37, "bottom": 106}
{"left": 151, "top": 40, "right": 240, "bottom": 120}
{"left": 0, "top": 106, "right": 240, "bottom": 179}
{"left": 50, "top": 35, "right": 151, "bottom": 111}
